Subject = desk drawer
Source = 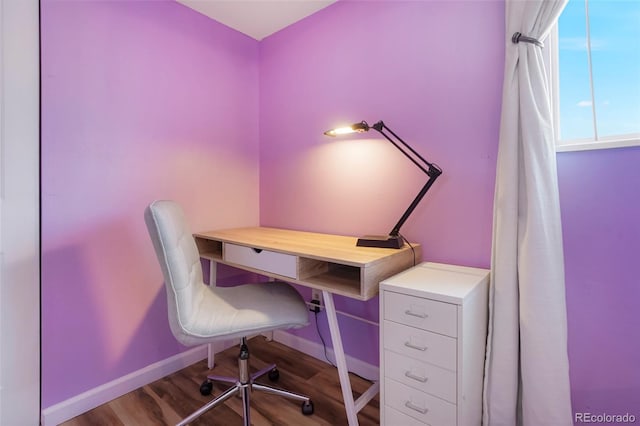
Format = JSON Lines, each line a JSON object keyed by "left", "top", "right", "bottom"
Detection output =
{"left": 223, "top": 243, "right": 297, "bottom": 279}
{"left": 384, "top": 290, "right": 457, "bottom": 337}
{"left": 385, "top": 378, "right": 456, "bottom": 425}
{"left": 383, "top": 320, "right": 457, "bottom": 371}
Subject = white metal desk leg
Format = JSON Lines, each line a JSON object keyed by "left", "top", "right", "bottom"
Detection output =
{"left": 322, "top": 291, "right": 359, "bottom": 426}
{"left": 208, "top": 260, "right": 217, "bottom": 369}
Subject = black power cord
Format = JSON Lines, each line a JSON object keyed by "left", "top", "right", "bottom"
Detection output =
{"left": 314, "top": 310, "right": 336, "bottom": 368}
{"left": 399, "top": 232, "right": 417, "bottom": 266}
{"left": 313, "top": 310, "right": 376, "bottom": 383}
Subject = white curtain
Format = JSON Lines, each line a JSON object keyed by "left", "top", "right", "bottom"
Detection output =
{"left": 483, "top": 1, "right": 572, "bottom": 425}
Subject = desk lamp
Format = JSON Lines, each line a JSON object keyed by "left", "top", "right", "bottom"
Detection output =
{"left": 324, "top": 120, "right": 442, "bottom": 249}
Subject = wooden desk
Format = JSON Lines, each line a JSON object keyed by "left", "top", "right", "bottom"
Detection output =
{"left": 194, "top": 227, "right": 421, "bottom": 425}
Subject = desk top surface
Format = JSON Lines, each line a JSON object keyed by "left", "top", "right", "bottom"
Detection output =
{"left": 195, "top": 226, "right": 419, "bottom": 267}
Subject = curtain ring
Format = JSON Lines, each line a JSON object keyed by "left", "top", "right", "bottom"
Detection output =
{"left": 512, "top": 32, "right": 544, "bottom": 48}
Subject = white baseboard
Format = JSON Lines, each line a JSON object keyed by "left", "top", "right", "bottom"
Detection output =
{"left": 40, "top": 346, "right": 208, "bottom": 426}
{"left": 273, "top": 330, "right": 379, "bottom": 382}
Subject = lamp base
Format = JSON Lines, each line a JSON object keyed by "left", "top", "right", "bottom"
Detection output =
{"left": 356, "top": 235, "right": 404, "bottom": 249}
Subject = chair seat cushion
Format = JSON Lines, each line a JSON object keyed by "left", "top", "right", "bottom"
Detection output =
{"left": 175, "top": 281, "right": 309, "bottom": 346}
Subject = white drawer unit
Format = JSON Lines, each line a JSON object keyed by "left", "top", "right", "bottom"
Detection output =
{"left": 380, "top": 262, "right": 489, "bottom": 426}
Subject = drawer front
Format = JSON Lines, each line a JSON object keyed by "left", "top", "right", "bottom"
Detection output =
{"left": 384, "top": 406, "right": 426, "bottom": 426}
{"left": 385, "top": 378, "right": 457, "bottom": 426}
{"left": 384, "top": 320, "right": 457, "bottom": 371}
{"left": 384, "top": 290, "right": 457, "bottom": 337}
{"left": 223, "top": 243, "right": 297, "bottom": 279}
{"left": 385, "top": 350, "right": 456, "bottom": 404}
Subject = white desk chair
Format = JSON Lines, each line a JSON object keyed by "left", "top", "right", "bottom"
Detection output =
{"left": 145, "top": 200, "right": 314, "bottom": 425}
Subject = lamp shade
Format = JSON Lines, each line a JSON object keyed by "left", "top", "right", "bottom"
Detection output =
{"left": 323, "top": 121, "right": 369, "bottom": 137}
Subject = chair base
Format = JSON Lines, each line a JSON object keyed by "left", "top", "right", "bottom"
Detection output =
{"left": 177, "top": 338, "right": 314, "bottom": 426}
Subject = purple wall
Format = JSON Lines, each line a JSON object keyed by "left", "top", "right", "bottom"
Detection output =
{"left": 558, "top": 147, "right": 640, "bottom": 419}
{"left": 40, "top": 0, "right": 639, "bottom": 420}
{"left": 259, "top": 0, "right": 504, "bottom": 366}
{"left": 41, "top": 0, "right": 260, "bottom": 408}
{"left": 259, "top": 0, "right": 640, "bottom": 421}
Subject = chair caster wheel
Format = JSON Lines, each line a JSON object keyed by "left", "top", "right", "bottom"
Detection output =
{"left": 200, "top": 380, "right": 213, "bottom": 396}
{"left": 268, "top": 368, "right": 280, "bottom": 382}
{"left": 301, "top": 400, "right": 314, "bottom": 415}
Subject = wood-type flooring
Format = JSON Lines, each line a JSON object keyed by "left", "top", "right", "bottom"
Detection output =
{"left": 62, "top": 336, "right": 380, "bottom": 425}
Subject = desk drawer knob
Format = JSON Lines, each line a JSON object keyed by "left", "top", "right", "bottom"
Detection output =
{"left": 405, "top": 309, "right": 428, "bottom": 319}
{"left": 405, "top": 401, "right": 429, "bottom": 415}
{"left": 404, "top": 371, "right": 428, "bottom": 383}
{"left": 404, "top": 341, "right": 428, "bottom": 351}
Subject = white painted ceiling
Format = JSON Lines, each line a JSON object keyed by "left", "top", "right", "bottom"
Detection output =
{"left": 176, "top": 0, "right": 338, "bottom": 41}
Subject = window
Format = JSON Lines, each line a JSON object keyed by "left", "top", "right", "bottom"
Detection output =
{"left": 549, "top": 0, "right": 640, "bottom": 151}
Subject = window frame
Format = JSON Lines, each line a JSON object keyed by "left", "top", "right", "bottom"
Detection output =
{"left": 547, "top": 4, "right": 640, "bottom": 153}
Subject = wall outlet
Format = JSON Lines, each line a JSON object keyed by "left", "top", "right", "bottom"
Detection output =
{"left": 309, "top": 289, "right": 323, "bottom": 312}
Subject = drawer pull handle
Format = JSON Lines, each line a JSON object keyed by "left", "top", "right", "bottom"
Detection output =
{"left": 405, "top": 401, "right": 428, "bottom": 415}
{"left": 251, "top": 248, "right": 263, "bottom": 254}
{"left": 404, "top": 371, "right": 428, "bottom": 383}
{"left": 404, "top": 341, "right": 428, "bottom": 351}
{"left": 405, "top": 310, "right": 428, "bottom": 319}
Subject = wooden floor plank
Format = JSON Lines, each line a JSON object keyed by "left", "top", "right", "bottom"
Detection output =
{"left": 61, "top": 404, "right": 124, "bottom": 426}
{"left": 62, "top": 337, "right": 380, "bottom": 425}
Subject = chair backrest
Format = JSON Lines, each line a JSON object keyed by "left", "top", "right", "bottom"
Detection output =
{"left": 144, "top": 200, "right": 204, "bottom": 345}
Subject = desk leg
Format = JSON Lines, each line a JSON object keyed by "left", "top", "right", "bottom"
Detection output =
{"left": 322, "top": 291, "right": 359, "bottom": 426}
{"left": 207, "top": 260, "right": 217, "bottom": 369}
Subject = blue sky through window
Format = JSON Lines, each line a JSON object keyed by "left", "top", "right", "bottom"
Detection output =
{"left": 558, "top": 0, "right": 640, "bottom": 141}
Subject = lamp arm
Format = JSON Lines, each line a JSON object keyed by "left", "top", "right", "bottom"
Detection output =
{"left": 373, "top": 121, "right": 435, "bottom": 168}
{"left": 389, "top": 167, "right": 441, "bottom": 237}
{"left": 372, "top": 123, "right": 430, "bottom": 175}
{"left": 368, "top": 121, "right": 443, "bottom": 238}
